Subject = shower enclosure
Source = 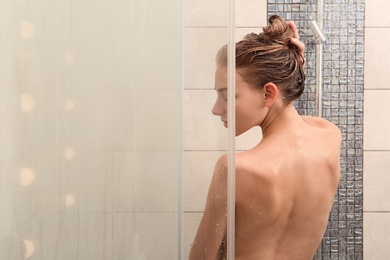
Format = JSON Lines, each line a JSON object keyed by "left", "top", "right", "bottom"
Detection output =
{"left": 1, "top": 0, "right": 364, "bottom": 259}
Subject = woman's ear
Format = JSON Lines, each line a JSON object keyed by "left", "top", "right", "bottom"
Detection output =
{"left": 263, "top": 82, "right": 279, "bottom": 107}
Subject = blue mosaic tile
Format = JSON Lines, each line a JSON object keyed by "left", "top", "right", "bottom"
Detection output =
{"left": 267, "top": 0, "right": 364, "bottom": 259}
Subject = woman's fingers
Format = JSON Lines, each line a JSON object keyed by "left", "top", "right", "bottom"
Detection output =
{"left": 289, "top": 20, "right": 300, "bottom": 40}
{"left": 290, "top": 37, "right": 305, "bottom": 56}
{"left": 289, "top": 21, "right": 305, "bottom": 66}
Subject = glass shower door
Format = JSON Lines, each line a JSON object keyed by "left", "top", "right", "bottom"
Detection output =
{"left": 183, "top": 0, "right": 233, "bottom": 258}
{"left": 0, "top": 0, "right": 183, "bottom": 259}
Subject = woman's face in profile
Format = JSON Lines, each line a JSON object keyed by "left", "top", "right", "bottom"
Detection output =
{"left": 212, "top": 66, "right": 267, "bottom": 136}
{"left": 212, "top": 66, "right": 228, "bottom": 126}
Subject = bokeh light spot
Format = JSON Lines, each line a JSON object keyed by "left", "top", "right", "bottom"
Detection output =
{"left": 20, "top": 168, "right": 35, "bottom": 187}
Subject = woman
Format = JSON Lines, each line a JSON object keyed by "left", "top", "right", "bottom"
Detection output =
{"left": 189, "top": 15, "right": 341, "bottom": 260}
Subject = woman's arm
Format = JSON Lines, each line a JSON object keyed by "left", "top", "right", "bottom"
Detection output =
{"left": 189, "top": 155, "right": 228, "bottom": 260}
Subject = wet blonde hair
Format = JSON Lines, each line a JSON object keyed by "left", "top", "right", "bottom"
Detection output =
{"left": 216, "top": 15, "right": 305, "bottom": 103}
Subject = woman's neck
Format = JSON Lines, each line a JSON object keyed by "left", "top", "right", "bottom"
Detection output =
{"left": 260, "top": 102, "right": 302, "bottom": 137}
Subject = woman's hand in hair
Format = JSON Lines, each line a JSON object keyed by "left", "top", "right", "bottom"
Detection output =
{"left": 288, "top": 21, "right": 306, "bottom": 67}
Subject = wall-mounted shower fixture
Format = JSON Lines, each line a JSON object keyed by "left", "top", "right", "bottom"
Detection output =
{"left": 310, "top": 0, "right": 326, "bottom": 119}
{"left": 309, "top": 19, "right": 326, "bottom": 118}
{"left": 309, "top": 20, "right": 327, "bottom": 44}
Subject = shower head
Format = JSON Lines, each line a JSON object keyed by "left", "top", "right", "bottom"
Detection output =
{"left": 309, "top": 20, "right": 326, "bottom": 44}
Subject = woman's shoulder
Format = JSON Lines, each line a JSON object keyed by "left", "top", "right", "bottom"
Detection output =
{"left": 301, "top": 116, "right": 341, "bottom": 132}
{"left": 300, "top": 116, "right": 342, "bottom": 145}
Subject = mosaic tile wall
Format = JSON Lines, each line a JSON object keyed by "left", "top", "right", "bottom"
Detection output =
{"left": 268, "top": 0, "right": 364, "bottom": 259}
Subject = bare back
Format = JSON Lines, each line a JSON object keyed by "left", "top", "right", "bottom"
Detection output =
{"left": 234, "top": 116, "right": 341, "bottom": 259}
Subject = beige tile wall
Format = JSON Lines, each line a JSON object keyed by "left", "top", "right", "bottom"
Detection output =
{"left": 364, "top": 0, "right": 390, "bottom": 259}
{"left": 183, "top": 0, "right": 267, "bottom": 258}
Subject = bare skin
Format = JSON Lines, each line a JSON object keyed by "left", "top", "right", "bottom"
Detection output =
{"left": 189, "top": 67, "right": 341, "bottom": 259}
{"left": 189, "top": 21, "right": 340, "bottom": 260}
{"left": 234, "top": 109, "right": 341, "bottom": 259}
